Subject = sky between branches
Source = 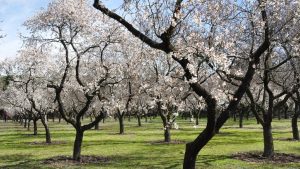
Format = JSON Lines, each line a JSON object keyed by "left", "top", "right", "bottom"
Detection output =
{"left": 0, "top": 0, "right": 121, "bottom": 61}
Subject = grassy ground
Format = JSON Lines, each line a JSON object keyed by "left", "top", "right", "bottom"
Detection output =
{"left": 0, "top": 117, "right": 299, "bottom": 169}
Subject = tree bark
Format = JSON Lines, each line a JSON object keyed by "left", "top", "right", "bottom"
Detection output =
{"left": 262, "top": 123, "right": 274, "bottom": 157}
{"left": 284, "top": 108, "right": 288, "bottom": 119}
{"left": 246, "top": 111, "right": 249, "bottom": 120}
{"left": 183, "top": 128, "right": 215, "bottom": 169}
{"left": 27, "top": 119, "right": 31, "bottom": 131}
{"left": 41, "top": 115, "right": 51, "bottom": 143}
{"left": 239, "top": 112, "right": 244, "bottom": 128}
{"left": 195, "top": 110, "right": 199, "bottom": 126}
{"left": 292, "top": 104, "right": 299, "bottom": 140}
{"left": 95, "top": 121, "right": 99, "bottom": 130}
{"left": 164, "top": 127, "right": 171, "bottom": 142}
{"left": 137, "top": 114, "right": 142, "bottom": 127}
{"left": 24, "top": 118, "right": 27, "bottom": 128}
{"left": 278, "top": 110, "right": 281, "bottom": 120}
{"left": 58, "top": 114, "right": 61, "bottom": 123}
{"left": 73, "top": 129, "right": 84, "bottom": 161}
{"left": 33, "top": 119, "right": 38, "bottom": 135}
{"left": 118, "top": 115, "right": 124, "bottom": 134}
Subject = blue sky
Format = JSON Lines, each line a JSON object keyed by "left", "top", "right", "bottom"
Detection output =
{"left": 0, "top": 0, "right": 121, "bottom": 61}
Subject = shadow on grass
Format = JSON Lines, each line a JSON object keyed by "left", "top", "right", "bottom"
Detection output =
{"left": 0, "top": 154, "right": 42, "bottom": 169}
{"left": 196, "top": 154, "right": 230, "bottom": 166}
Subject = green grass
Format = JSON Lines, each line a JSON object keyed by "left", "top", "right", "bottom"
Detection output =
{"left": 0, "top": 118, "right": 299, "bottom": 169}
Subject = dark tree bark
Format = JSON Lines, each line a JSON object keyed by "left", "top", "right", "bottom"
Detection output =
{"left": 246, "top": 111, "right": 249, "bottom": 120}
{"left": 4, "top": 113, "right": 7, "bottom": 122}
{"left": 73, "top": 129, "right": 84, "bottom": 161}
{"left": 233, "top": 113, "right": 237, "bottom": 122}
{"left": 137, "top": 114, "right": 142, "bottom": 127}
{"left": 164, "top": 126, "right": 171, "bottom": 142}
{"left": 27, "top": 119, "right": 31, "bottom": 131}
{"left": 118, "top": 116, "right": 124, "bottom": 134}
{"left": 24, "top": 118, "right": 27, "bottom": 128}
{"left": 58, "top": 114, "right": 61, "bottom": 123}
{"left": 278, "top": 110, "right": 281, "bottom": 120}
{"left": 94, "top": 121, "right": 99, "bottom": 130}
{"left": 40, "top": 114, "right": 51, "bottom": 143}
{"left": 194, "top": 110, "right": 200, "bottom": 126}
{"left": 262, "top": 122, "right": 274, "bottom": 157}
{"left": 33, "top": 118, "right": 38, "bottom": 135}
{"left": 292, "top": 113, "right": 299, "bottom": 140}
{"left": 284, "top": 111, "right": 288, "bottom": 119}
{"left": 292, "top": 102, "right": 299, "bottom": 140}
{"left": 239, "top": 111, "right": 244, "bottom": 128}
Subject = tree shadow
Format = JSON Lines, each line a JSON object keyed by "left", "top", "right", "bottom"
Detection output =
{"left": 0, "top": 154, "right": 41, "bottom": 169}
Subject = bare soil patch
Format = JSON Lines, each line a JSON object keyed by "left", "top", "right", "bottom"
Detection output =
{"left": 27, "top": 141, "right": 67, "bottom": 145}
{"left": 275, "top": 138, "right": 299, "bottom": 142}
{"left": 233, "top": 152, "right": 300, "bottom": 163}
{"left": 149, "top": 140, "right": 186, "bottom": 145}
{"left": 43, "top": 155, "right": 110, "bottom": 166}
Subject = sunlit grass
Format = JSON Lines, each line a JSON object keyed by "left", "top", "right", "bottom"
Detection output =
{"left": 0, "top": 118, "right": 299, "bottom": 169}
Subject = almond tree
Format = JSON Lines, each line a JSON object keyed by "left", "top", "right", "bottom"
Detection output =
{"left": 25, "top": 0, "right": 123, "bottom": 161}
{"left": 93, "top": 0, "right": 300, "bottom": 168}
{"left": 1, "top": 48, "right": 54, "bottom": 142}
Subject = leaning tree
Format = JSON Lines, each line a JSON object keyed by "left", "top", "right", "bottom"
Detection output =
{"left": 93, "top": 0, "right": 300, "bottom": 168}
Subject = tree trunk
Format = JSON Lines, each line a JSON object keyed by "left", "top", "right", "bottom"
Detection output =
{"left": 58, "top": 114, "right": 61, "bottom": 123}
{"left": 233, "top": 113, "right": 236, "bottom": 122}
{"left": 33, "top": 119, "right": 38, "bottom": 135}
{"left": 118, "top": 115, "right": 124, "bottom": 134}
{"left": 73, "top": 129, "right": 84, "bottom": 161}
{"left": 137, "top": 114, "right": 141, "bottom": 127}
{"left": 24, "top": 118, "right": 27, "bottom": 128}
{"left": 284, "top": 109, "right": 288, "bottom": 119}
{"left": 239, "top": 112, "right": 243, "bottom": 128}
{"left": 128, "top": 114, "right": 131, "bottom": 122}
{"left": 164, "top": 127, "right": 171, "bottom": 142}
{"left": 262, "top": 123, "right": 274, "bottom": 157}
{"left": 95, "top": 121, "right": 99, "bottom": 130}
{"left": 246, "top": 111, "right": 249, "bottom": 120}
{"left": 278, "top": 110, "right": 281, "bottom": 120}
{"left": 41, "top": 115, "right": 51, "bottom": 143}
{"left": 292, "top": 115, "right": 299, "bottom": 140}
{"left": 195, "top": 110, "right": 200, "bottom": 126}
{"left": 27, "top": 119, "right": 31, "bottom": 131}
{"left": 183, "top": 128, "right": 215, "bottom": 169}
{"left": 292, "top": 104, "right": 299, "bottom": 140}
